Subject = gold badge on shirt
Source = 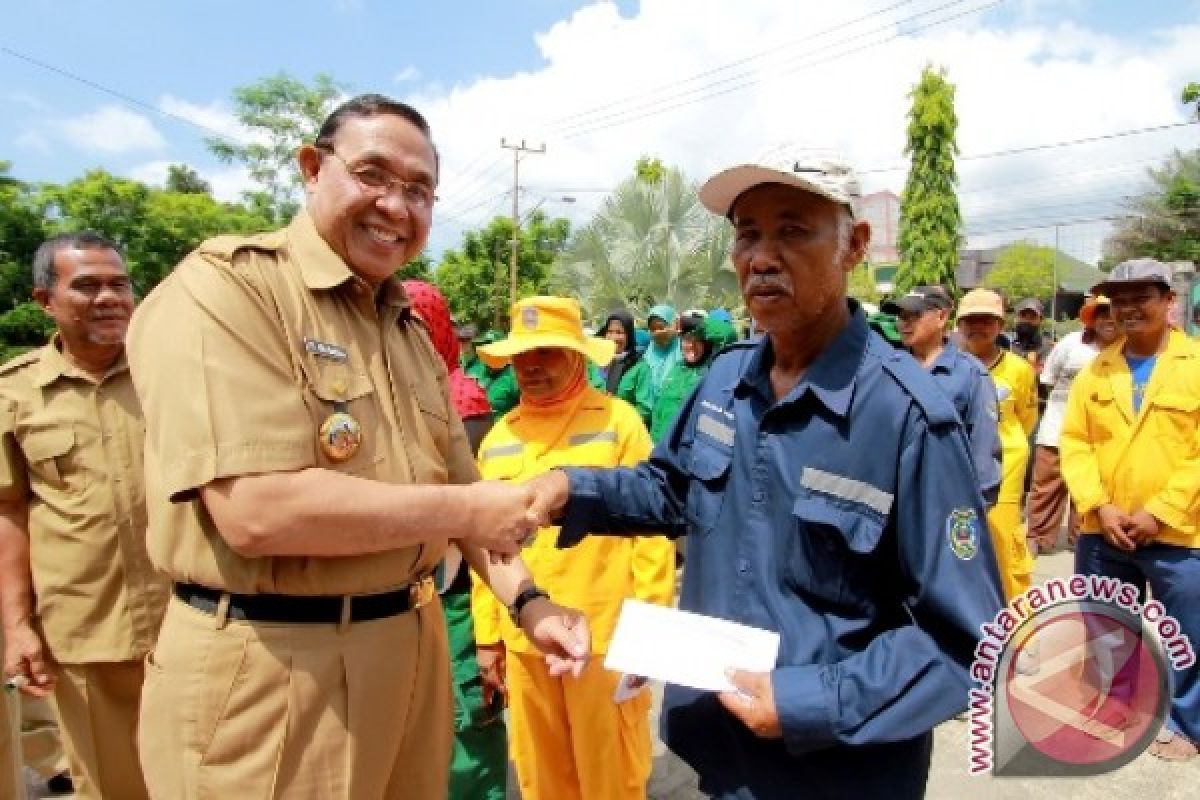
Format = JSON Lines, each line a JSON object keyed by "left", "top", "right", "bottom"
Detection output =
{"left": 319, "top": 410, "right": 362, "bottom": 462}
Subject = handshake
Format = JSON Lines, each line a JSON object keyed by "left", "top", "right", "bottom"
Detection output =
{"left": 461, "top": 471, "right": 572, "bottom": 557}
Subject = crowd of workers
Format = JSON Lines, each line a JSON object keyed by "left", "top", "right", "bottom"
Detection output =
{"left": 0, "top": 92, "right": 1196, "bottom": 800}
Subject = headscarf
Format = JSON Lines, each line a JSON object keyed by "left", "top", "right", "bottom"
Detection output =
{"left": 402, "top": 281, "right": 492, "bottom": 419}
{"left": 644, "top": 303, "right": 682, "bottom": 390}
{"left": 518, "top": 350, "right": 589, "bottom": 410}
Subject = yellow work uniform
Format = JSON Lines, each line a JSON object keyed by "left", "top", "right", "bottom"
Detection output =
{"left": 127, "top": 211, "right": 477, "bottom": 799}
{"left": 0, "top": 341, "right": 167, "bottom": 800}
{"left": 1060, "top": 331, "right": 1200, "bottom": 545}
{"left": 986, "top": 350, "right": 1038, "bottom": 600}
{"left": 472, "top": 385, "right": 674, "bottom": 800}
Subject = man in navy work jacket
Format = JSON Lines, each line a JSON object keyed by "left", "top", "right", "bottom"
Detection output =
{"left": 526, "top": 147, "right": 1006, "bottom": 799}
{"left": 883, "top": 284, "right": 1002, "bottom": 506}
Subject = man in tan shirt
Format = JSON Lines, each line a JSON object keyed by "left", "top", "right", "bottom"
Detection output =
{"left": 0, "top": 231, "right": 168, "bottom": 799}
{"left": 127, "top": 94, "right": 589, "bottom": 799}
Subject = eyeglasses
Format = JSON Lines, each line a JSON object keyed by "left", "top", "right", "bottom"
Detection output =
{"left": 319, "top": 147, "right": 437, "bottom": 210}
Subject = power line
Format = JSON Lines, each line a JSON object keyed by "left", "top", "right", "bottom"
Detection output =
{"left": 555, "top": 0, "right": 1002, "bottom": 141}
{"left": 0, "top": 44, "right": 241, "bottom": 145}
{"left": 541, "top": 0, "right": 921, "bottom": 131}
{"left": 862, "top": 120, "right": 1199, "bottom": 174}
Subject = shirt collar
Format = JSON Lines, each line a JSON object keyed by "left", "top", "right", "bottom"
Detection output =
{"left": 737, "top": 300, "right": 866, "bottom": 418}
{"left": 930, "top": 340, "right": 959, "bottom": 375}
{"left": 286, "top": 210, "right": 411, "bottom": 310}
{"left": 32, "top": 334, "right": 129, "bottom": 388}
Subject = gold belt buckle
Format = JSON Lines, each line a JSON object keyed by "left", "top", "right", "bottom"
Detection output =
{"left": 409, "top": 575, "right": 436, "bottom": 610}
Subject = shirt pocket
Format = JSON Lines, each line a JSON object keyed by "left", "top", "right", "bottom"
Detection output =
{"left": 685, "top": 441, "right": 732, "bottom": 536}
{"left": 307, "top": 369, "right": 383, "bottom": 476}
{"left": 786, "top": 491, "right": 886, "bottom": 610}
{"left": 1149, "top": 392, "right": 1199, "bottom": 446}
{"left": 22, "top": 428, "right": 87, "bottom": 494}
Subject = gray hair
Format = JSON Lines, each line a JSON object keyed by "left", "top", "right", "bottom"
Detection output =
{"left": 834, "top": 207, "right": 858, "bottom": 263}
{"left": 31, "top": 232, "right": 122, "bottom": 291}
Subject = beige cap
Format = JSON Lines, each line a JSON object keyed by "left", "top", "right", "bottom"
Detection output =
{"left": 698, "top": 145, "right": 861, "bottom": 218}
{"left": 957, "top": 288, "right": 1005, "bottom": 322}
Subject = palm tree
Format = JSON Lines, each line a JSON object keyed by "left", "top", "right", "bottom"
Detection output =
{"left": 549, "top": 163, "right": 737, "bottom": 321}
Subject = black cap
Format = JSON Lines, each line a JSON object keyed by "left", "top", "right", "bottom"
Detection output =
{"left": 881, "top": 285, "right": 953, "bottom": 315}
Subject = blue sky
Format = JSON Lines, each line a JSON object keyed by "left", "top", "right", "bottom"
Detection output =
{"left": 3, "top": 0, "right": 1198, "bottom": 263}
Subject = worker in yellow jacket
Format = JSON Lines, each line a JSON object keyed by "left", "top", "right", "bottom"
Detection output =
{"left": 957, "top": 289, "right": 1038, "bottom": 600}
{"left": 1061, "top": 260, "right": 1200, "bottom": 761}
{"left": 472, "top": 296, "right": 675, "bottom": 800}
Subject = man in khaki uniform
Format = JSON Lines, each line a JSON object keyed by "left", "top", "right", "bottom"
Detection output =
{"left": 0, "top": 232, "right": 168, "bottom": 799}
{"left": 127, "top": 94, "right": 589, "bottom": 800}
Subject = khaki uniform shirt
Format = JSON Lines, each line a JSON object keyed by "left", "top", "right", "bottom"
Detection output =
{"left": 0, "top": 341, "right": 166, "bottom": 663}
{"left": 126, "top": 211, "right": 476, "bottom": 595}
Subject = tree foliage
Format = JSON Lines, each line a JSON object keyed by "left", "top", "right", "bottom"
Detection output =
{"left": 896, "top": 65, "right": 963, "bottom": 293}
{"left": 1184, "top": 81, "right": 1200, "bottom": 119}
{"left": 165, "top": 164, "right": 212, "bottom": 195}
{"left": 982, "top": 242, "right": 1056, "bottom": 304}
{"left": 549, "top": 162, "right": 738, "bottom": 321}
{"left": 437, "top": 212, "right": 570, "bottom": 329}
{"left": 1103, "top": 149, "right": 1200, "bottom": 265}
{"left": 206, "top": 72, "right": 344, "bottom": 225}
{"left": 847, "top": 263, "right": 882, "bottom": 305}
{"left": 35, "top": 170, "right": 274, "bottom": 296}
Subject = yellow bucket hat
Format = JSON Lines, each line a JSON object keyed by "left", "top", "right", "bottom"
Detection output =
{"left": 478, "top": 296, "right": 616, "bottom": 369}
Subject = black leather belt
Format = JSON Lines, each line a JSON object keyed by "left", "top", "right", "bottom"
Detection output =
{"left": 174, "top": 576, "right": 436, "bottom": 624}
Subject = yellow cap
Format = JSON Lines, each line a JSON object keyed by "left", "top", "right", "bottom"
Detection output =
{"left": 956, "top": 288, "right": 1005, "bottom": 322}
{"left": 478, "top": 296, "right": 616, "bottom": 369}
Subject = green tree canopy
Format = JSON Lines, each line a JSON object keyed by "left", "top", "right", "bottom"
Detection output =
{"left": 1104, "top": 149, "right": 1200, "bottom": 265}
{"left": 206, "top": 72, "right": 344, "bottom": 224}
{"left": 1184, "top": 81, "right": 1199, "bottom": 119}
{"left": 437, "top": 211, "right": 570, "bottom": 329}
{"left": 0, "top": 161, "right": 47, "bottom": 311}
{"left": 896, "top": 65, "right": 963, "bottom": 293}
{"left": 165, "top": 164, "right": 212, "bottom": 195}
{"left": 38, "top": 170, "right": 272, "bottom": 295}
{"left": 982, "top": 242, "right": 1056, "bottom": 304}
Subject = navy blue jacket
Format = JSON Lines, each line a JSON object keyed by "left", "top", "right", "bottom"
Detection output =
{"left": 558, "top": 306, "right": 1005, "bottom": 799}
{"left": 929, "top": 341, "right": 1002, "bottom": 506}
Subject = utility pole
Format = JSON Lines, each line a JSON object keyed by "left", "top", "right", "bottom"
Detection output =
{"left": 1051, "top": 223, "right": 1060, "bottom": 333}
{"left": 501, "top": 138, "right": 545, "bottom": 313}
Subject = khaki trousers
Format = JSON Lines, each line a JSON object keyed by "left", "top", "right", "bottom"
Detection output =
{"left": 1025, "top": 445, "right": 1080, "bottom": 551}
{"left": 508, "top": 652, "right": 653, "bottom": 800}
{"left": 139, "top": 595, "right": 451, "bottom": 800}
{"left": 52, "top": 660, "right": 149, "bottom": 800}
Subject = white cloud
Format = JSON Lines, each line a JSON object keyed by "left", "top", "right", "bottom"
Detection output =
{"left": 158, "top": 95, "right": 265, "bottom": 146}
{"left": 413, "top": 0, "right": 1197, "bottom": 264}
{"left": 15, "top": 129, "right": 51, "bottom": 153}
{"left": 394, "top": 66, "right": 421, "bottom": 83}
{"left": 8, "top": 91, "right": 47, "bottom": 111}
{"left": 127, "top": 160, "right": 256, "bottom": 203}
{"left": 59, "top": 105, "right": 166, "bottom": 153}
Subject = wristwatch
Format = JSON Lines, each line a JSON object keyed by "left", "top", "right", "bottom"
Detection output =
{"left": 509, "top": 585, "right": 550, "bottom": 625}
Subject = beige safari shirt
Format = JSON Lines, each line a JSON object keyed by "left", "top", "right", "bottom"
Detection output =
{"left": 126, "top": 211, "right": 477, "bottom": 595}
{"left": 0, "top": 341, "right": 167, "bottom": 663}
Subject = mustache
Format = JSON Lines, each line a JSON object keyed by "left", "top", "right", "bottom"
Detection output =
{"left": 744, "top": 274, "right": 792, "bottom": 294}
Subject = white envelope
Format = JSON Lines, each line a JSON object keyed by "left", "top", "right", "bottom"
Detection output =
{"left": 604, "top": 599, "right": 780, "bottom": 693}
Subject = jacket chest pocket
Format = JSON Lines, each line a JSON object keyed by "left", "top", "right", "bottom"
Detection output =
{"left": 685, "top": 441, "right": 732, "bottom": 536}
{"left": 1150, "top": 392, "right": 1199, "bottom": 446}
{"left": 785, "top": 492, "right": 886, "bottom": 610}
{"left": 22, "top": 428, "right": 88, "bottom": 494}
